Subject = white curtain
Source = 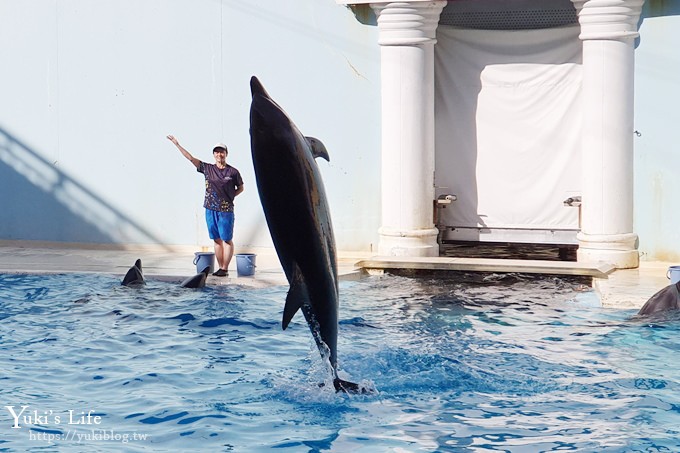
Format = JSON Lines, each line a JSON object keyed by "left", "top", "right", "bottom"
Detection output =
{"left": 434, "top": 25, "right": 583, "bottom": 241}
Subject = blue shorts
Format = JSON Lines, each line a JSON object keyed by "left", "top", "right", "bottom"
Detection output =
{"left": 205, "top": 209, "right": 234, "bottom": 241}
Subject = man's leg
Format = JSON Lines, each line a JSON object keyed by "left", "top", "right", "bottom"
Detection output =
{"left": 213, "top": 211, "right": 235, "bottom": 276}
{"left": 224, "top": 240, "right": 235, "bottom": 272}
{"left": 214, "top": 239, "right": 225, "bottom": 271}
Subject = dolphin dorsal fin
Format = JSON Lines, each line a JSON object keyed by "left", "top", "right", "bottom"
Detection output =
{"left": 282, "top": 264, "right": 309, "bottom": 330}
{"left": 122, "top": 259, "right": 145, "bottom": 286}
{"left": 306, "top": 137, "right": 330, "bottom": 162}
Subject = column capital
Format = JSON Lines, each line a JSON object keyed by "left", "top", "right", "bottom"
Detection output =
{"left": 571, "top": 0, "right": 645, "bottom": 41}
{"left": 370, "top": 1, "right": 446, "bottom": 46}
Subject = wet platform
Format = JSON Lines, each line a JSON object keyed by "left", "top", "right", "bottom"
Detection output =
{"left": 0, "top": 242, "right": 365, "bottom": 289}
{"left": 355, "top": 256, "right": 615, "bottom": 278}
{"left": 0, "top": 241, "right": 674, "bottom": 310}
{"left": 355, "top": 256, "right": 673, "bottom": 309}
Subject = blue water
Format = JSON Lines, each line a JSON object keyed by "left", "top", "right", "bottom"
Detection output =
{"left": 1, "top": 272, "right": 679, "bottom": 452}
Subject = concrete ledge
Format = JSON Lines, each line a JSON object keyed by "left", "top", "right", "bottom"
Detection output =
{"left": 1, "top": 243, "right": 670, "bottom": 309}
{"left": 355, "top": 256, "right": 616, "bottom": 278}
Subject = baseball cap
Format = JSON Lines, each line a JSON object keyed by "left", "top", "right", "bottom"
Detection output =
{"left": 213, "top": 143, "right": 228, "bottom": 152}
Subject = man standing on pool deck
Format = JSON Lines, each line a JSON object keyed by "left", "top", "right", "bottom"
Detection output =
{"left": 167, "top": 135, "right": 244, "bottom": 277}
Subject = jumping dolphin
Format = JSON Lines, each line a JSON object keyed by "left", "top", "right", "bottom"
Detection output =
{"left": 637, "top": 282, "right": 680, "bottom": 316}
{"left": 121, "top": 259, "right": 145, "bottom": 286}
{"left": 180, "top": 266, "right": 210, "bottom": 289}
{"left": 249, "top": 76, "right": 363, "bottom": 393}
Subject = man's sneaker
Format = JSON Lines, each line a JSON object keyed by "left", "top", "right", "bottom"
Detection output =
{"left": 212, "top": 269, "right": 228, "bottom": 277}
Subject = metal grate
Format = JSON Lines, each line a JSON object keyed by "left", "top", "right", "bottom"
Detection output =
{"left": 440, "top": 0, "right": 578, "bottom": 30}
{"left": 440, "top": 241, "right": 578, "bottom": 261}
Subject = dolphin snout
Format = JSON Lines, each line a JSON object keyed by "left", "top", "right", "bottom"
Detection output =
{"left": 250, "top": 76, "right": 269, "bottom": 99}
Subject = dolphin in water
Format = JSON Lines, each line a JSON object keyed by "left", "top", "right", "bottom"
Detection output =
{"left": 249, "top": 76, "right": 364, "bottom": 393}
{"left": 637, "top": 282, "right": 680, "bottom": 316}
{"left": 180, "top": 266, "right": 210, "bottom": 289}
{"left": 121, "top": 259, "right": 145, "bottom": 286}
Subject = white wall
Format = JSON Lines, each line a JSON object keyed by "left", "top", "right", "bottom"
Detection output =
{"left": 0, "top": 0, "right": 381, "bottom": 252}
{"left": 635, "top": 9, "right": 680, "bottom": 262}
{"left": 2, "top": 0, "right": 680, "bottom": 263}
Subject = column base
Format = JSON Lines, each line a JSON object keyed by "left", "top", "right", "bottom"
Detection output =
{"left": 378, "top": 227, "right": 439, "bottom": 257}
{"left": 577, "top": 232, "right": 639, "bottom": 269}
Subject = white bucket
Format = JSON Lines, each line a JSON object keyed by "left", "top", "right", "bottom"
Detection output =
{"left": 193, "top": 252, "right": 215, "bottom": 274}
{"left": 667, "top": 265, "right": 680, "bottom": 284}
{"left": 236, "top": 253, "right": 257, "bottom": 277}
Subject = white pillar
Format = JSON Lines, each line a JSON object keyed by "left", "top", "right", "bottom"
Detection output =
{"left": 371, "top": 1, "right": 446, "bottom": 257}
{"left": 571, "top": 0, "right": 644, "bottom": 268}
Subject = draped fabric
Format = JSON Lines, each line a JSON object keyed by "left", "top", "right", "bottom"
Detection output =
{"left": 434, "top": 25, "right": 583, "bottom": 242}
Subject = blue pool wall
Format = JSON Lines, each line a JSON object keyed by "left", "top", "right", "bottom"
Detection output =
{"left": 1, "top": 1, "right": 679, "bottom": 261}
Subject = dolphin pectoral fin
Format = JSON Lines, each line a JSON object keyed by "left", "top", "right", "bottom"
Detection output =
{"left": 282, "top": 283, "right": 305, "bottom": 330}
{"left": 306, "top": 136, "right": 330, "bottom": 162}
{"left": 283, "top": 268, "right": 309, "bottom": 330}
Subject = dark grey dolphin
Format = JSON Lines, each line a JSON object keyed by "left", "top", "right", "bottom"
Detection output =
{"left": 637, "top": 282, "right": 680, "bottom": 316}
{"left": 121, "top": 259, "right": 145, "bottom": 286}
{"left": 180, "top": 266, "right": 210, "bottom": 289}
{"left": 249, "top": 76, "right": 363, "bottom": 393}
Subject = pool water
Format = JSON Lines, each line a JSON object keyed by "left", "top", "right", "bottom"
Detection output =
{"left": 1, "top": 272, "right": 679, "bottom": 452}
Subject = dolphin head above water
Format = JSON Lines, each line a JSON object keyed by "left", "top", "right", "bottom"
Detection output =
{"left": 250, "top": 77, "right": 331, "bottom": 166}
{"left": 637, "top": 281, "right": 680, "bottom": 316}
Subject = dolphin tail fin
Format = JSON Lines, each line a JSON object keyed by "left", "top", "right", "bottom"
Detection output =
{"left": 306, "top": 137, "right": 330, "bottom": 162}
{"left": 333, "top": 378, "right": 372, "bottom": 395}
{"left": 282, "top": 265, "right": 309, "bottom": 330}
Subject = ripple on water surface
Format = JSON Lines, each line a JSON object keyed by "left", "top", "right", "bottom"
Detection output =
{"left": 0, "top": 272, "right": 679, "bottom": 451}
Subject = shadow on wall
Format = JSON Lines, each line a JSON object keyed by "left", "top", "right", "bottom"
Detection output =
{"left": 0, "top": 126, "right": 171, "bottom": 250}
